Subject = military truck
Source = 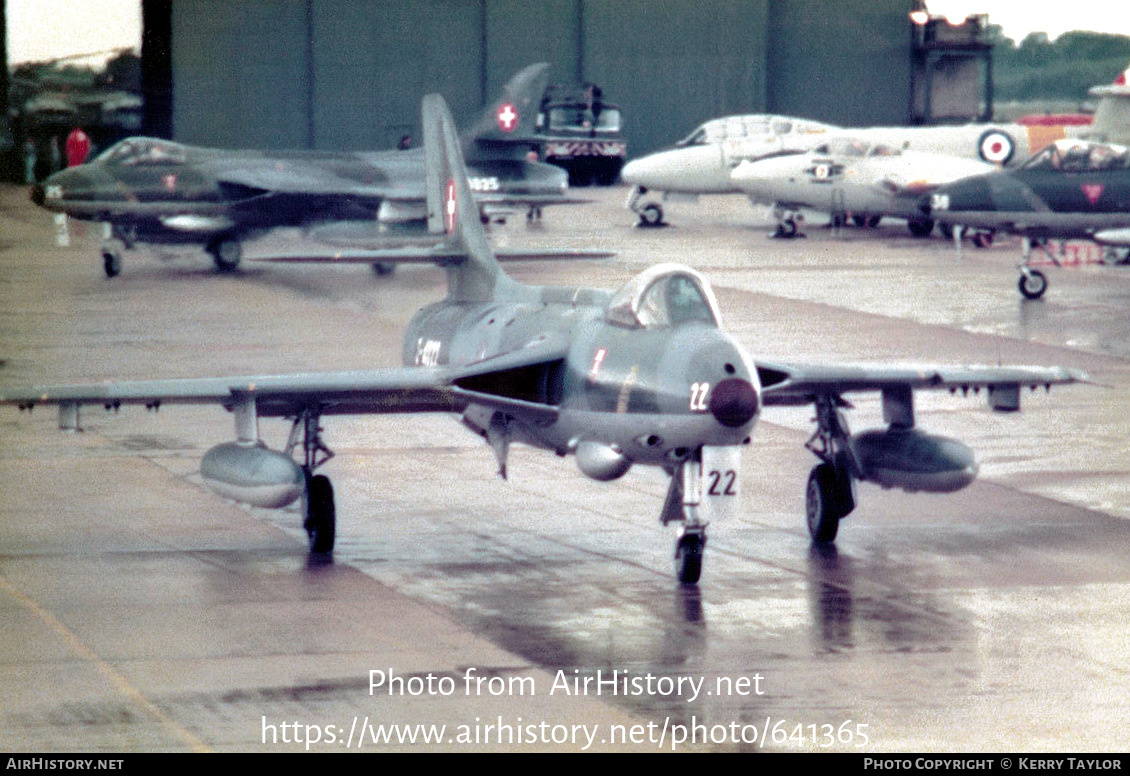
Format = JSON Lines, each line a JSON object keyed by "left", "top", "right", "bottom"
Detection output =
{"left": 538, "top": 83, "right": 626, "bottom": 186}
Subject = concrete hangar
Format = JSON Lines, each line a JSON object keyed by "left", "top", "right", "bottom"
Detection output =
{"left": 142, "top": 0, "right": 949, "bottom": 158}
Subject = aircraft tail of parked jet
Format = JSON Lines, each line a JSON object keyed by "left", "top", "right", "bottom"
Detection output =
{"left": 423, "top": 93, "right": 518, "bottom": 302}
{"left": 462, "top": 63, "right": 548, "bottom": 159}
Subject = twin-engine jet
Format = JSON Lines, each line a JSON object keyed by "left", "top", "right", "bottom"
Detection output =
{"left": 925, "top": 139, "right": 1130, "bottom": 300}
{"left": 30, "top": 63, "right": 573, "bottom": 277}
{"left": 729, "top": 137, "right": 994, "bottom": 238}
{"left": 2, "top": 94, "right": 1084, "bottom": 584}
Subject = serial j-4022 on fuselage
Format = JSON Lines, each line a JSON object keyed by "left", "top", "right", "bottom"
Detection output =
{"left": 2, "top": 94, "right": 1085, "bottom": 584}
{"left": 29, "top": 63, "right": 572, "bottom": 278}
{"left": 925, "top": 139, "right": 1130, "bottom": 300}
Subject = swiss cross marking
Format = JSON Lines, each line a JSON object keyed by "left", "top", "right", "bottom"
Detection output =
{"left": 445, "top": 179, "right": 457, "bottom": 233}
{"left": 497, "top": 102, "right": 518, "bottom": 132}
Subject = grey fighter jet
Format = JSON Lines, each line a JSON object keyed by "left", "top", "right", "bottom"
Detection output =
{"left": 925, "top": 139, "right": 1130, "bottom": 300}
{"left": 30, "top": 64, "right": 572, "bottom": 277}
{"left": 1, "top": 95, "right": 1084, "bottom": 584}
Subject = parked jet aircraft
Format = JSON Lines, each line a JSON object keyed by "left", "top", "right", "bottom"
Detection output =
{"left": 1, "top": 95, "right": 1083, "bottom": 584}
{"left": 621, "top": 88, "right": 1128, "bottom": 226}
{"left": 925, "top": 138, "right": 1130, "bottom": 300}
{"left": 30, "top": 63, "right": 572, "bottom": 277}
{"left": 729, "top": 137, "right": 995, "bottom": 237}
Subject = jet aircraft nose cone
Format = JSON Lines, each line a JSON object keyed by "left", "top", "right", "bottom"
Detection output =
{"left": 708, "top": 377, "right": 760, "bottom": 428}
{"left": 29, "top": 184, "right": 45, "bottom": 207}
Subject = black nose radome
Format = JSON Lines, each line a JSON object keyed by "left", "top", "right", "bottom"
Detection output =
{"left": 29, "top": 184, "right": 45, "bottom": 207}
{"left": 709, "top": 378, "right": 760, "bottom": 428}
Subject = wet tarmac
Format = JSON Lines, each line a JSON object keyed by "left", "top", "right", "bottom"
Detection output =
{"left": 0, "top": 184, "right": 1127, "bottom": 751}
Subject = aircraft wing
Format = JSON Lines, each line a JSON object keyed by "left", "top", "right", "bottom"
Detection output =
{"left": 1, "top": 342, "right": 568, "bottom": 427}
{"left": 0, "top": 368, "right": 460, "bottom": 419}
{"left": 251, "top": 246, "right": 614, "bottom": 264}
{"left": 204, "top": 159, "right": 401, "bottom": 200}
{"left": 755, "top": 360, "right": 1085, "bottom": 410}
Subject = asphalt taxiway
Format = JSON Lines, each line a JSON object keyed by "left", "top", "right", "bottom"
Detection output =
{"left": 0, "top": 184, "right": 1127, "bottom": 752}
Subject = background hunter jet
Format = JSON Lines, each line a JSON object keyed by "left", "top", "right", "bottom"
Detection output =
{"left": 2, "top": 94, "right": 1083, "bottom": 585}
{"left": 926, "top": 139, "right": 1130, "bottom": 300}
{"left": 30, "top": 63, "right": 572, "bottom": 277}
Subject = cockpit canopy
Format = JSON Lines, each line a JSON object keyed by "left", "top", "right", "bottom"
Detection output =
{"left": 606, "top": 264, "right": 723, "bottom": 329}
{"left": 813, "top": 137, "right": 899, "bottom": 158}
{"left": 1021, "top": 139, "right": 1130, "bottom": 172}
{"left": 95, "top": 137, "right": 188, "bottom": 167}
{"left": 677, "top": 115, "right": 834, "bottom": 146}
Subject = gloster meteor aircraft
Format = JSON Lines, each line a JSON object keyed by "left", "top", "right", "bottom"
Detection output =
{"left": 925, "top": 139, "right": 1130, "bottom": 300}
{"left": 30, "top": 63, "right": 572, "bottom": 277}
{"left": 1, "top": 95, "right": 1084, "bottom": 584}
{"left": 729, "top": 136, "right": 994, "bottom": 238}
{"left": 620, "top": 86, "right": 1130, "bottom": 227}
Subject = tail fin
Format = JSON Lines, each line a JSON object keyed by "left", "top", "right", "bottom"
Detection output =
{"left": 423, "top": 93, "right": 514, "bottom": 303}
{"left": 462, "top": 63, "right": 549, "bottom": 158}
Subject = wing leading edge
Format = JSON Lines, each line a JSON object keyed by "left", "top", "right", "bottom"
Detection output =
{"left": 756, "top": 359, "right": 1086, "bottom": 410}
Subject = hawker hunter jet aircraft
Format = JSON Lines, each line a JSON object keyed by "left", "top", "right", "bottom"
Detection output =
{"left": 30, "top": 63, "right": 571, "bottom": 277}
{"left": 1, "top": 95, "right": 1083, "bottom": 584}
{"left": 925, "top": 139, "right": 1130, "bottom": 300}
{"left": 730, "top": 137, "right": 994, "bottom": 238}
{"left": 621, "top": 89, "right": 1129, "bottom": 226}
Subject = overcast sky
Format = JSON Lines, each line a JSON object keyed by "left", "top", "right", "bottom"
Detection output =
{"left": 6, "top": 0, "right": 1130, "bottom": 65}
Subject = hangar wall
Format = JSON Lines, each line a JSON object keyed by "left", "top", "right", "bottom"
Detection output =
{"left": 164, "top": 0, "right": 912, "bottom": 156}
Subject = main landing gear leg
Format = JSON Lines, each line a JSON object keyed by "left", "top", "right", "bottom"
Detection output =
{"left": 803, "top": 396, "right": 857, "bottom": 543}
{"left": 661, "top": 454, "right": 708, "bottom": 585}
{"left": 771, "top": 206, "right": 804, "bottom": 238}
{"left": 287, "top": 408, "right": 337, "bottom": 555}
{"left": 627, "top": 185, "right": 665, "bottom": 227}
{"left": 1017, "top": 237, "right": 1049, "bottom": 300}
{"left": 207, "top": 236, "right": 242, "bottom": 273}
{"left": 99, "top": 226, "right": 135, "bottom": 278}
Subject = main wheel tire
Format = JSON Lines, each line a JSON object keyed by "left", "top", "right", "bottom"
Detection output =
{"left": 1018, "top": 270, "right": 1048, "bottom": 300}
{"left": 304, "top": 474, "right": 336, "bottom": 554}
{"left": 775, "top": 218, "right": 798, "bottom": 238}
{"left": 371, "top": 262, "right": 396, "bottom": 277}
{"left": 102, "top": 248, "right": 122, "bottom": 278}
{"left": 639, "top": 202, "right": 663, "bottom": 226}
{"left": 806, "top": 463, "right": 845, "bottom": 544}
{"left": 674, "top": 533, "right": 704, "bottom": 585}
{"left": 971, "top": 231, "right": 994, "bottom": 249}
{"left": 907, "top": 217, "right": 934, "bottom": 238}
{"left": 209, "top": 238, "right": 241, "bottom": 272}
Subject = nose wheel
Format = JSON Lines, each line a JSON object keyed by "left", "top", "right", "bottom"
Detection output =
{"left": 674, "top": 530, "right": 705, "bottom": 585}
{"left": 1018, "top": 268, "right": 1048, "bottom": 300}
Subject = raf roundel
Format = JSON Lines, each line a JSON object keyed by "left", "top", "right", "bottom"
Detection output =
{"left": 978, "top": 129, "right": 1015, "bottom": 165}
{"left": 445, "top": 178, "right": 457, "bottom": 233}
{"left": 497, "top": 102, "right": 519, "bottom": 133}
